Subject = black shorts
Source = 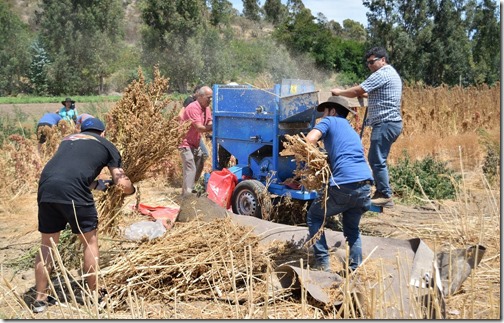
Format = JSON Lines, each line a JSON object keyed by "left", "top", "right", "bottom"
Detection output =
{"left": 37, "top": 123, "right": 53, "bottom": 144}
{"left": 38, "top": 202, "right": 98, "bottom": 234}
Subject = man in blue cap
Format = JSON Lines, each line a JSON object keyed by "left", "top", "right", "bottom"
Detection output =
{"left": 32, "top": 118, "right": 135, "bottom": 313}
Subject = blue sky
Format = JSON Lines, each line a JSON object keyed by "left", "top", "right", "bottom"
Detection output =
{"left": 229, "top": 0, "right": 501, "bottom": 28}
{"left": 229, "top": 0, "right": 369, "bottom": 26}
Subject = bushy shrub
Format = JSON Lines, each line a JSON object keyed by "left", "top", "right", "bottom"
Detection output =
{"left": 478, "top": 129, "right": 500, "bottom": 185}
{"left": 389, "top": 151, "right": 460, "bottom": 201}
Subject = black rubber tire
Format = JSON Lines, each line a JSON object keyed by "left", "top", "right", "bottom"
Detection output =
{"left": 231, "top": 180, "right": 267, "bottom": 218}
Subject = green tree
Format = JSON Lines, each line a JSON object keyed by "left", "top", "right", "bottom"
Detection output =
{"left": 140, "top": 0, "right": 208, "bottom": 92}
{"left": 28, "top": 39, "right": 50, "bottom": 95}
{"left": 392, "top": 0, "right": 433, "bottom": 83}
{"left": 286, "top": 0, "right": 305, "bottom": 17}
{"left": 364, "top": 0, "right": 499, "bottom": 86}
{"left": 210, "top": 0, "right": 233, "bottom": 28}
{"left": 0, "top": 1, "right": 32, "bottom": 95}
{"left": 424, "top": 0, "right": 472, "bottom": 86}
{"left": 273, "top": 5, "right": 367, "bottom": 80}
{"left": 470, "top": 0, "right": 500, "bottom": 85}
{"left": 263, "top": 0, "right": 286, "bottom": 25}
{"left": 243, "top": 0, "right": 261, "bottom": 21}
{"left": 37, "top": 0, "right": 125, "bottom": 95}
{"left": 341, "top": 19, "right": 366, "bottom": 42}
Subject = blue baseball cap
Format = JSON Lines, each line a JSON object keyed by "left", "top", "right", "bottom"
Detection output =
{"left": 81, "top": 118, "right": 105, "bottom": 132}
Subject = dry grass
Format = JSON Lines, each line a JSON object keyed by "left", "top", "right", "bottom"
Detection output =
{"left": 353, "top": 83, "right": 500, "bottom": 173}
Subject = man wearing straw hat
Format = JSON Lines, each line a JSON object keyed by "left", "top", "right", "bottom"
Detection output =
{"left": 305, "top": 96, "right": 373, "bottom": 274}
{"left": 32, "top": 118, "right": 135, "bottom": 313}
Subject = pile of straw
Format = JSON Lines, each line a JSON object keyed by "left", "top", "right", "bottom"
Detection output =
{"left": 98, "top": 66, "right": 189, "bottom": 234}
{"left": 101, "top": 217, "right": 273, "bottom": 308}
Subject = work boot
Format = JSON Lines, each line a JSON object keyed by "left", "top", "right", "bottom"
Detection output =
{"left": 371, "top": 191, "right": 392, "bottom": 205}
{"left": 382, "top": 199, "right": 395, "bottom": 208}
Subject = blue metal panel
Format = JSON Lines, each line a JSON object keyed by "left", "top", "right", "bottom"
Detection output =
{"left": 369, "top": 204, "right": 383, "bottom": 213}
{"left": 215, "top": 117, "right": 274, "bottom": 142}
{"left": 278, "top": 91, "right": 320, "bottom": 122}
{"left": 280, "top": 79, "right": 316, "bottom": 96}
{"left": 214, "top": 86, "right": 278, "bottom": 114}
{"left": 268, "top": 183, "right": 318, "bottom": 200}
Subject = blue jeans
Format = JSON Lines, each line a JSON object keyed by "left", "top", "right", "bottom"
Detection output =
{"left": 199, "top": 138, "right": 209, "bottom": 159}
{"left": 306, "top": 183, "right": 371, "bottom": 270}
{"left": 368, "top": 121, "right": 402, "bottom": 197}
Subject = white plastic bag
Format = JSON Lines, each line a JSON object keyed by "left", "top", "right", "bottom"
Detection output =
{"left": 124, "top": 220, "right": 167, "bottom": 241}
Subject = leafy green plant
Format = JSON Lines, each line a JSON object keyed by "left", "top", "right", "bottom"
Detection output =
{"left": 389, "top": 151, "right": 460, "bottom": 202}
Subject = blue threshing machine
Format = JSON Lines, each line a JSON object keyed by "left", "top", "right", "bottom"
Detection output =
{"left": 205, "top": 79, "right": 382, "bottom": 217}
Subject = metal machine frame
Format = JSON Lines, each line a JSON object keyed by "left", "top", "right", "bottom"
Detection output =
{"left": 205, "top": 80, "right": 382, "bottom": 216}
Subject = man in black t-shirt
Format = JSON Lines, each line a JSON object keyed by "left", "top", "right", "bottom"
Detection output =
{"left": 32, "top": 118, "right": 135, "bottom": 313}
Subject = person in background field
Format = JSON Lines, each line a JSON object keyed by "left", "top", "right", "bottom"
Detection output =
{"left": 56, "top": 97, "right": 78, "bottom": 123}
{"left": 76, "top": 113, "right": 94, "bottom": 131}
{"left": 36, "top": 112, "right": 62, "bottom": 153}
{"left": 305, "top": 96, "right": 373, "bottom": 273}
{"left": 178, "top": 86, "right": 213, "bottom": 195}
{"left": 32, "top": 118, "right": 135, "bottom": 313}
{"left": 331, "top": 46, "right": 402, "bottom": 208}
{"left": 179, "top": 85, "right": 209, "bottom": 160}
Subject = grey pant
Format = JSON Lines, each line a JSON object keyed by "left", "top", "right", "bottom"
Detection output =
{"left": 180, "top": 146, "right": 207, "bottom": 195}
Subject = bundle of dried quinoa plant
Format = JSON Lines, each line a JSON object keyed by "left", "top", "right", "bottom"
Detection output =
{"left": 97, "top": 66, "right": 189, "bottom": 234}
{"left": 39, "top": 120, "right": 77, "bottom": 158}
{"left": 0, "top": 120, "right": 76, "bottom": 195}
{"left": 281, "top": 133, "right": 331, "bottom": 191}
{"left": 281, "top": 133, "right": 331, "bottom": 247}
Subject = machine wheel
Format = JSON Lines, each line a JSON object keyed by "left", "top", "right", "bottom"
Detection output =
{"left": 231, "top": 180, "right": 268, "bottom": 218}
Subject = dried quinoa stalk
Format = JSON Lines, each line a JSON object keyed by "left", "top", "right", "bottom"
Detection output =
{"left": 281, "top": 133, "right": 331, "bottom": 191}
{"left": 98, "top": 66, "right": 189, "bottom": 234}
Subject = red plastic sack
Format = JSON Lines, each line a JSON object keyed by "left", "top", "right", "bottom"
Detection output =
{"left": 132, "top": 203, "right": 180, "bottom": 229}
{"left": 206, "top": 168, "right": 238, "bottom": 209}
